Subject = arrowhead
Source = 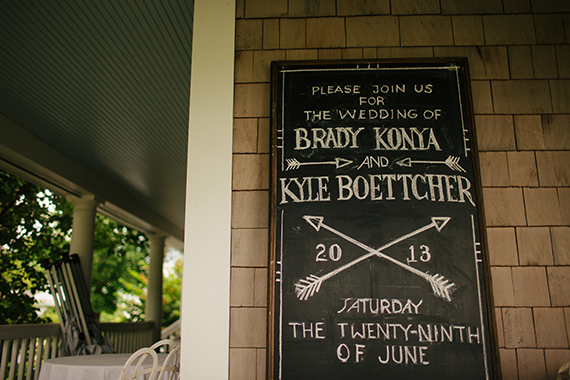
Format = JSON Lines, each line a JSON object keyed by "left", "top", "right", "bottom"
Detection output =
{"left": 303, "top": 215, "right": 324, "bottom": 231}
{"left": 396, "top": 157, "right": 412, "bottom": 167}
{"left": 335, "top": 157, "right": 353, "bottom": 169}
{"left": 431, "top": 217, "right": 451, "bottom": 232}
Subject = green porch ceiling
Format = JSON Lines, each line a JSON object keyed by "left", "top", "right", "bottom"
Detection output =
{"left": 0, "top": 1, "right": 194, "bottom": 240}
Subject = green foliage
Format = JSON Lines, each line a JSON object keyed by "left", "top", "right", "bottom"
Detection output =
{"left": 0, "top": 171, "right": 73, "bottom": 324}
{"left": 117, "top": 268, "right": 147, "bottom": 322}
{"left": 162, "top": 256, "right": 182, "bottom": 326}
{"left": 41, "top": 306, "right": 60, "bottom": 323}
{"left": 90, "top": 215, "right": 149, "bottom": 318}
{"left": 102, "top": 249, "right": 183, "bottom": 328}
{"left": 0, "top": 171, "right": 182, "bottom": 328}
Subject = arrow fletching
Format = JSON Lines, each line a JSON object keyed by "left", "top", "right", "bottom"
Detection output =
{"left": 286, "top": 158, "right": 301, "bottom": 171}
{"left": 428, "top": 273, "right": 457, "bottom": 302}
{"left": 294, "top": 274, "right": 323, "bottom": 301}
{"left": 444, "top": 156, "right": 466, "bottom": 173}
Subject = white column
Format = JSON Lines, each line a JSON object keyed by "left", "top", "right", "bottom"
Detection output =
{"left": 69, "top": 195, "right": 99, "bottom": 288}
{"left": 180, "top": 0, "right": 235, "bottom": 377}
{"left": 146, "top": 233, "right": 166, "bottom": 343}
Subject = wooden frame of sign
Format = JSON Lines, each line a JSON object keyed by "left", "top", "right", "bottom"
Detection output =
{"left": 267, "top": 58, "right": 499, "bottom": 380}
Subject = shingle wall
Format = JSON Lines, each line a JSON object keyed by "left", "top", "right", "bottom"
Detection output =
{"left": 230, "top": 1, "right": 570, "bottom": 379}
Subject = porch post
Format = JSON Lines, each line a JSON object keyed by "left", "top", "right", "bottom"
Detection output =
{"left": 180, "top": 0, "right": 235, "bottom": 377}
{"left": 146, "top": 233, "right": 166, "bottom": 343}
{"left": 69, "top": 195, "right": 99, "bottom": 288}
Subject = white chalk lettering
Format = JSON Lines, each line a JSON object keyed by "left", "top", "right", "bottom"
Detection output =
{"left": 414, "top": 84, "right": 433, "bottom": 93}
{"left": 335, "top": 174, "right": 475, "bottom": 205}
{"left": 288, "top": 321, "right": 326, "bottom": 339}
{"left": 293, "top": 127, "right": 363, "bottom": 150}
{"left": 338, "top": 108, "right": 418, "bottom": 120}
{"left": 457, "top": 175, "right": 476, "bottom": 206}
{"left": 374, "top": 127, "right": 441, "bottom": 151}
{"left": 356, "top": 156, "right": 389, "bottom": 170}
{"left": 303, "top": 110, "right": 331, "bottom": 121}
{"left": 338, "top": 109, "right": 356, "bottom": 119}
{"left": 416, "top": 324, "right": 481, "bottom": 344}
{"left": 351, "top": 324, "right": 366, "bottom": 339}
{"left": 336, "top": 344, "right": 350, "bottom": 362}
{"left": 336, "top": 322, "right": 481, "bottom": 345}
{"left": 336, "top": 343, "right": 366, "bottom": 363}
{"left": 312, "top": 84, "right": 361, "bottom": 96}
{"left": 372, "top": 84, "right": 406, "bottom": 93}
{"left": 280, "top": 176, "right": 331, "bottom": 204}
{"left": 359, "top": 96, "right": 385, "bottom": 106}
{"left": 468, "top": 326, "right": 481, "bottom": 344}
{"left": 355, "top": 344, "right": 365, "bottom": 363}
{"left": 423, "top": 109, "right": 442, "bottom": 120}
{"left": 378, "top": 345, "right": 429, "bottom": 365}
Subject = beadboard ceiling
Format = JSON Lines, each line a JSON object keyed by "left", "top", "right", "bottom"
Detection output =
{"left": 0, "top": 1, "right": 194, "bottom": 241}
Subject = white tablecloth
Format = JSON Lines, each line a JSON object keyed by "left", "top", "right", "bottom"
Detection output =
{"left": 38, "top": 353, "right": 166, "bottom": 380}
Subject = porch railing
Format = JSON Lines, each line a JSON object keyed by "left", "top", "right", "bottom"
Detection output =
{"left": 0, "top": 322, "right": 154, "bottom": 380}
{"left": 99, "top": 321, "right": 154, "bottom": 354}
{"left": 0, "top": 324, "right": 62, "bottom": 380}
{"left": 160, "top": 319, "right": 180, "bottom": 341}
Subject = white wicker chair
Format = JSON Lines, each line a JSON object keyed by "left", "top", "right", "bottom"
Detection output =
{"left": 117, "top": 347, "right": 159, "bottom": 380}
{"left": 150, "top": 339, "right": 177, "bottom": 354}
{"left": 155, "top": 345, "right": 180, "bottom": 380}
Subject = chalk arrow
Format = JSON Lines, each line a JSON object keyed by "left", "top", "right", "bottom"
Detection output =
{"left": 295, "top": 216, "right": 456, "bottom": 302}
{"left": 286, "top": 157, "right": 353, "bottom": 171}
{"left": 395, "top": 155, "right": 466, "bottom": 172}
{"left": 303, "top": 215, "right": 324, "bottom": 231}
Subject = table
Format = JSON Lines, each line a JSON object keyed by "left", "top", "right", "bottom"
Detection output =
{"left": 38, "top": 353, "right": 167, "bottom": 380}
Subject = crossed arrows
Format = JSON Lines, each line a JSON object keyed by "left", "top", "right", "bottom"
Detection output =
{"left": 294, "top": 216, "right": 457, "bottom": 303}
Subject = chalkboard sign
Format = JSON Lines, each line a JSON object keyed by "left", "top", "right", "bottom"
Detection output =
{"left": 268, "top": 59, "right": 498, "bottom": 380}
